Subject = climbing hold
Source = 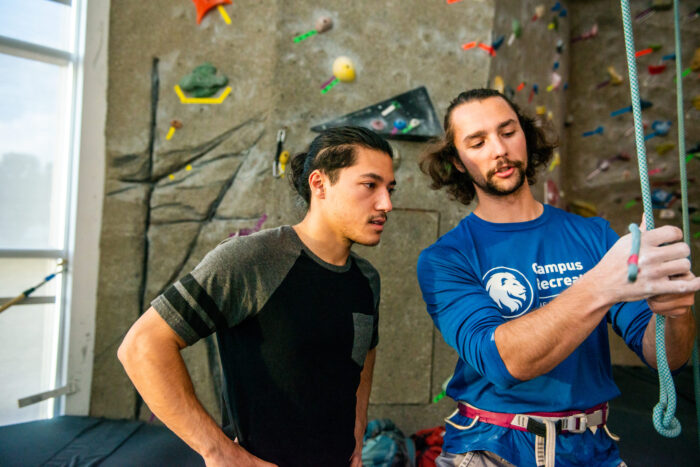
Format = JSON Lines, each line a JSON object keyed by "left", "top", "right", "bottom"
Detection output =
{"left": 655, "top": 142, "right": 675, "bottom": 155}
{"left": 635, "top": 48, "right": 654, "bottom": 58}
{"left": 332, "top": 56, "right": 355, "bottom": 82}
{"left": 608, "top": 66, "right": 624, "bottom": 85}
{"left": 648, "top": 64, "right": 667, "bottom": 74}
{"left": 556, "top": 39, "right": 564, "bottom": 54}
{"left": 545, "top": 179, "right": 560, "bottom": 205}
{"left": 492, "top": 35, "right": 505, "bottom": 50}
{"left": 610, "top": 98, "right": 653, "bottom": 117}
{"left": 179, "top": 63, "right": 229, "bottom": 98}
{"left": 536, "top": 106, "right": 547, "bottom": 116}
{"left": 693, "top": 95, "right": 700, "bottom": 110}
{"left": 651, "top": 120, "right": 672, "bottom": 136}
{"left": 504, "top": 85, "right": 515, "bottom": 100}
{"left": 533, "top": 4, "right": 546, "bottom": 21}
{"left": 315, "top": 16, "right": 333, "bottom": 33}
{"left": 478, "top": 43, "right": 497, "bottom": 56}
{"left": 651, "top": 0, "right": 672, "bottom": 11}
{"left": 659, "top": 209, "right": 676, "bottom": 219}
{"left": 370, "top": 118, "right": 386, "bottom": 131}
{"left": 393, "top": 119, "right": 407, "bottom": 130}
{"left": 582, "top": 126, "right": 604, "bottom": 137}
{"left": 191, "top": 0, "right": 232, "bottom": 25}
{"left": 548, "top": 150, "right": 561, "bottom": 172}
{"left": 568, "top": 200, "right": 598, "bottom": 217}
{"left": 512, "top": 19, "right": 522, "bottom": 38}
{"left": 691, "top": 48, "right": 700, "bottom": 71}
{"left": 516, "top": 82, "right": 526, "bottom": 92}
{"left": 402, "top": 118, "right": 422, "bottom": 134}
{"left": 571, "top": 24, "right": 598, "bottom": 43}
{"left": 493, "top": 75, "right": 505, "bottom": 94}
{"left": 651, "top": 188, "right": 675, "bottom": 209}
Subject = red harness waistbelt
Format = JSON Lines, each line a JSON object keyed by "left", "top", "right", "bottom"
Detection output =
{"left": 457, "top": 401, "right": 609, "bottom": 436}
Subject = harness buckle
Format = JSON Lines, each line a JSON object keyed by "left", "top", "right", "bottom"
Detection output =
{"left": 566, "top": 413, "right": 588, "bottom": 433}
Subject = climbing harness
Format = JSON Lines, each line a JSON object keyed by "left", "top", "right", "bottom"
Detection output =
{"left": 444, "top": 402, "right": 618, "bottom": 467}
{"left": 619, "top": 0, "right": 697, "bottom": 440}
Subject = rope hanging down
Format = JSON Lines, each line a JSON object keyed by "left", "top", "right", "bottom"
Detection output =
{"left": 619, "top": 0, "right": 687, "bottom": 438}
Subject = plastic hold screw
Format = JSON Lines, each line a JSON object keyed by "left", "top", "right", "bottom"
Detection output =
{"left": 332, "top": 57, "right": 355, "bottom": 82}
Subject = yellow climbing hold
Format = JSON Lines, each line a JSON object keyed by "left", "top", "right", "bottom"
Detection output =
{"left": 332, "top": 57, "right": 355, "bottom": 82}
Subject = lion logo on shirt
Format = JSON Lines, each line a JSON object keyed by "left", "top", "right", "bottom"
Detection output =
{"left": 482, "top": 267, "right": 534, "bottom": 318}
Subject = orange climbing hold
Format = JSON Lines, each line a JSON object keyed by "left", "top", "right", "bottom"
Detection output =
{"left": 191, "top": 0, "right": 232, "bottom": 24}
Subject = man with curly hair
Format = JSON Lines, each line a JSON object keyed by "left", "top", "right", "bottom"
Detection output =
{"left": 416, "top": 89, "right": 698, "bottom": 467}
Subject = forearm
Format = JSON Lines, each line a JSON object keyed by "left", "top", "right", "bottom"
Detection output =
{"left": 119, "top": 334, "right": 234, "bottom": 459}
{"left": 494, "top": 273, "right": 612, "bottom": 381}
{"left": 354, "top": 348, "right": 376, "bottom": 449}
{"left": 642, "top": 310, "right": 696, "bottom": 370}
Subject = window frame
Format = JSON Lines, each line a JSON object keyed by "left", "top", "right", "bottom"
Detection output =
{"left": 0, "top": 0, "right": 107, "bottom": 419}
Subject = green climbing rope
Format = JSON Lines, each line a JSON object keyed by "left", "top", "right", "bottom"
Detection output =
{"left": 672, "top": 0, "right": 700, "bottom": 449}
{"left": 619, "top": 0, "right": 684, "bottom": 438}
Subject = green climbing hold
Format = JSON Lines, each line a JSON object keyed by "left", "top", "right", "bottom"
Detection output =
{"left": 179, "top": 63, "right": 229, "bottom": 98}
{"left": 512, "top": 19, "right": 522, "bottom": 38}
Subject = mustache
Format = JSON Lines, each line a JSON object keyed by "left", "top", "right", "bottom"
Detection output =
{"left": 486, "top": 159, "right": 525, "bottom": 178}
{"left": 369, "top": 214, "right": 388, "bottom": 223}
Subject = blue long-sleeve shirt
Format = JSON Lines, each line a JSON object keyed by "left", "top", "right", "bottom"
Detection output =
{"left": 417, "top": 205, "right": 652, "bottom": 466}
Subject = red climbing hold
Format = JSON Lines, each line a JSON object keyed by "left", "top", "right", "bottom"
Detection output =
{"left": 191, "top": 0, "right": 232, "bottom": 24}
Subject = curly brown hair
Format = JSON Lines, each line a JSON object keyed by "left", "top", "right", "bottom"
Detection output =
{"left": 419, "top": 89, "right": 557, "bottom": 205}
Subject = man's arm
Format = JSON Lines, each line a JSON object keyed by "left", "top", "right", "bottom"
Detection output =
{"left": 117, "top": 307, "right": 275, "bottom": 467}
{"left": 350, "top": 347, "right": 376, "bottom": 467}
{"left": 495, "top": 225, "right": 700, "bottom": 381}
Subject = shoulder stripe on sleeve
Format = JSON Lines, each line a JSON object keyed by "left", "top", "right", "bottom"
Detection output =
{"left": 181, "top": 273, "right": 228, "bottom": 330}
{"left": 164, "top": 284, "right": 211, "bottom": 338}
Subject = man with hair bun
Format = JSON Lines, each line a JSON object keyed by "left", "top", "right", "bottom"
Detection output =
{"left": 118, "top": 126, "right": 396, "bottom": 467}
{"left": 416, "top": 89, "right": 698, "bottom": 467}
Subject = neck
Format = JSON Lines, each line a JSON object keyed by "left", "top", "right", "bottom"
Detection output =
{"left": 293, "top": 211, "right": 352, "bottom": 266}
{"left": 472, "top": 185, "right": 544, "bottom": 223}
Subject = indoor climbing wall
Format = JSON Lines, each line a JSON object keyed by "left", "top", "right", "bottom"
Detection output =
{"left": 93, "top": 0, "right": 497, "bottom": 434}
{"left": 91, "top": 0, "right": 699, "bottom": 437}
{"left": 564, "top": 0, "right": 700, "bottom": 364}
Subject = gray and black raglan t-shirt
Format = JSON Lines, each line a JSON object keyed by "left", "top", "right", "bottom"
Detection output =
{"left": 151, "top": 226, "right": 380, "bottom": 467}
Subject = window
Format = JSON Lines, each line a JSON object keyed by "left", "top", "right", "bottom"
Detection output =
{"left": 0, "top": 0, "right": 85, "bottom": 425}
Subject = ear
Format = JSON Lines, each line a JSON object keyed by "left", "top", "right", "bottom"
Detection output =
{"left": 452, "top": 157, "right": 467, "bottom": 174}
{"left": 308, "top": 169, "right": 326, "bottom": 199}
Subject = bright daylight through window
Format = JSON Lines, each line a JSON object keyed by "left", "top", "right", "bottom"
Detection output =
{"left": 0, "top": 0, "right": 83, "bottom": 426}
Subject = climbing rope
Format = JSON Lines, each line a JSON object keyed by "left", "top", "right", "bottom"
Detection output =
{"left": 619, "top": 0, "right": 688, "bottom": 438}
{"left": 672, "top": 0, "right": 700, "bottom": 448}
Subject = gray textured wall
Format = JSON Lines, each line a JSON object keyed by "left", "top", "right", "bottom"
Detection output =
{"left": 90, "top": 0, "right": 698, "bottom": 437}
